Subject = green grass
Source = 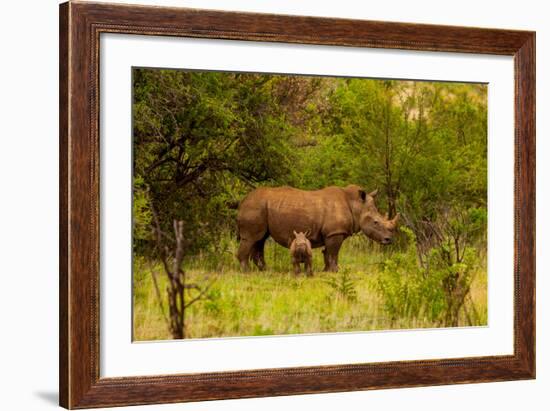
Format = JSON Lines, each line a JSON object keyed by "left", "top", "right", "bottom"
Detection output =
{"left": 133, "top": 235, "right": 487, "bottom": 341}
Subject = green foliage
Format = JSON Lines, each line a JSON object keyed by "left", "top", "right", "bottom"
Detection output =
{"left": 132, "top": 176, "right": 152, "bottom": 240}
{"left": 376, "top": 227, "right": 444, "bottom": 323}
{"left": 253, "top": 325, "right": 276, "bottom": 336}
{"left": 321, "top": 80, "right": 487, "bottom": 224}
{"left": 133, "top": 234, "right": 487, "bottom": 340}
{"left": 202, "top": 287, "right": 223, "bottom": 315}
{"left": 132, "top": 176, "right": 153, "bottom": 253}
{"left": 133, "top": 69, "right": 305, "bottom": 253}
{"left": 324, "top": 268, "right": 358, "bottom": 302}
{"left": 376, "top": 220, "right": 481, "bottom": 327}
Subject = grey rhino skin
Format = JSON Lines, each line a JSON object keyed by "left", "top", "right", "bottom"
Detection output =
{"left": 236, "top": 184, "right": 399, "bottom": 272}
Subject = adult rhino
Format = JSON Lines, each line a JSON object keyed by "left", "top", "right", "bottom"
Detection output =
{"left": 236, "top": 185, "right": 399, "bottom": 272}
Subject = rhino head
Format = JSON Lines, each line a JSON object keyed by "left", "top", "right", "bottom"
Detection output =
{"left": 292, "top": 230, "right": 310, "bottom": 248}
{"left": 359, "top": 189, "right": 399, "bottom": 244}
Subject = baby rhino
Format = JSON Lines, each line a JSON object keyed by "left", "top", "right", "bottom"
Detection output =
{"left": 290, "top": 230, "right": 313, "bottom": 276}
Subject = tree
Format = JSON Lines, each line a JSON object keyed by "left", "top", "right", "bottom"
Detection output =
{"left": 150, "top": 216, "right": 213, "bottom": 339}
{"left": 323, "top": 79, "right": 487, "bottom": 249}
{"left": 133, "top": 69, "right": 299, "bottom": 253}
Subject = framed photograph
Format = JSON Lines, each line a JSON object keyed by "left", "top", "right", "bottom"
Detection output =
{"left": 59, "top": 1, "right": 535, "bottom": 408}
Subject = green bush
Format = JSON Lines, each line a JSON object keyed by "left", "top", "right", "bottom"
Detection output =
{"left": 376, "top": 226, "right": 478, "bottom": 327}
{"left": 325, "top": 268, "right": 358, "bottom": 302}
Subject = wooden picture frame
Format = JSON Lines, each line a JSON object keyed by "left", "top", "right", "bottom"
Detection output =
{"left": 59, "top": 1, "right": 535, "bottom": 408}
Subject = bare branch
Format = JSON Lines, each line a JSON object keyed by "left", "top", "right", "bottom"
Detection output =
{"left": 148, "top": 213, "right": 216, "bottom": 339}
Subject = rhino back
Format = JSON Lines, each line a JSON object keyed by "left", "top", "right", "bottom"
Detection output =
{"left": 264, "top": 187, "right": 354, "bottom": 248}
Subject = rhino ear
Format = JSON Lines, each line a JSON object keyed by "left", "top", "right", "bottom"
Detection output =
{"left": 368, "top": 189, "right": 379, "bottom": 198}
{"left": 293, "top": 230, "right": 298, "bottom": 237}
{"left": 359, "top": 190, "right": 367, "bottom": 202}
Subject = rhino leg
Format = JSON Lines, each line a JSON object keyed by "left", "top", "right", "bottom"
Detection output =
{"left": 237, "top": 239, "right": 255, "bottom": 271}
{"left": 322, "top": 248, "right": 329, "bottom": 272}
{"left": 251, "top": 237, "right": 267, "bottom": 271}
{"left": 293, "top": 260, "right": 301, "bottom": 275}
{"left": 237, "top": 207, "right": 268, "bottom": 271}
{"left": 305, "top": 258, "right": 313, "bottom": 277}
{"left": 324, "top": 235, "right": 345, "bottom": 272}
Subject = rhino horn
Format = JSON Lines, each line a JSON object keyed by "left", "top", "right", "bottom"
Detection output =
{"left": 390, "top": 213, "right": 400, "bottom": 228}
